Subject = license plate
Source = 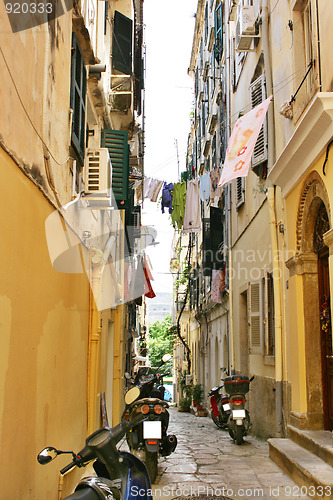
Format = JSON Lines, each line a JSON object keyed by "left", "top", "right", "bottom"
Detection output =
{"left": 232, "top": 409, "right": 246, "bottom": 418}
{"left": 223, "top": 403, "right": 230, "bottom": 411}
{"left": 143, "top": 421, "right": 162, "bottom": 439}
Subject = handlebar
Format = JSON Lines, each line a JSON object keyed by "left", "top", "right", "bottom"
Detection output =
{"left": 60, "top": 461, "right": 76, "bottom": 475}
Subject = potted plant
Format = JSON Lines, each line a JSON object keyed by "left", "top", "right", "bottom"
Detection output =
{"left": 192, "top": 384, "right": 204, "bottom": 410}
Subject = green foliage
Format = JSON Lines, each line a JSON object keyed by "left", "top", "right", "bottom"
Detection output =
{"left": 179, "top": 397, "right": 191, "bottom": 412}
{"left": 192, "top": 384, "right": 204, "bottom": 404}
{"left": 148, "top": 315, "right": 174, "bottom": 371}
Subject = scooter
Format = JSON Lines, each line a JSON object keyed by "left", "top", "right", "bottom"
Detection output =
{"left": 123, "top": 354, "right": 177, "bottom": 483}
{"left": 225, "top": 375, "right": 254, "bottom": 445}
{"left": 37, "top": 387, "right": 152, "bottom": 500}
{"left": 208, "top": 383, "right": 231, "bottom": 429}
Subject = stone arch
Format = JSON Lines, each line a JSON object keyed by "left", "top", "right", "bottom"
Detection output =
{"left": 291, "top": 170, "right": 331, "bottom": 429}
{"left": 296, "top": 171, "right": 331, "bottom": 253}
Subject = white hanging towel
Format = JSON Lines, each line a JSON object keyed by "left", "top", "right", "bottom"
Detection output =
{"left": 183, "top": 178, "right": 201, "bottom": 233}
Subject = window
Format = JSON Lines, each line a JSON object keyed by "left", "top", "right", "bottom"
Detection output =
{"left": 212, "top": 133, "right": 216, "bottom": 170}
{"left": 214, "top": 1, "right": 223, "bottom": 61}
{"left": 291, "top": 0, "right": 318, "bottom": 119}
{"left": 250, "top": 74, "right": 267, "bottom": 167}
{"left": 70, "top": 33, "right": 87, "bottom": 165}
{"left": 248, "top": 275, "right": 275, "bottom": 355}
{"left": 101, "top": 129, "right": 130, "bottom": 207}
{"left": 112, "top": 11, "right": 133, "bottom": 74}
{"left": 205, "top": 2, "right": 209, "bottom": 43}
{"left": 235, "top": 177, "right": 245, "bottom": 208}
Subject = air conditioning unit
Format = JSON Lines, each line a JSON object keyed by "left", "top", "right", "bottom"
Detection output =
{"left": 235, "top": 2, "right": 256, "bottom": 52}
{"left": 84, "top": 148, "right": 112, "bottom": 207}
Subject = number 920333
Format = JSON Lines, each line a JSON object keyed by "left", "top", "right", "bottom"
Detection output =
{"left": 5, "top": 2, "right": 53, "bottom": 14}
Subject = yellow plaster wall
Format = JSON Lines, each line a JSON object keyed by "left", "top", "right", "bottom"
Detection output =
{"left": 283, "top": 152, "right": 333, "bottom": 416}
{"left": 0, "top": 149, "right": 90, "bottom": 499}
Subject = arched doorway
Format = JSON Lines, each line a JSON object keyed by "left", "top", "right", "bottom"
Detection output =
{"left": 314, "top": 202, "right": 332, "bottom": 429}
{"left": 296, "top": 172, "right": 332, "bottom": 429}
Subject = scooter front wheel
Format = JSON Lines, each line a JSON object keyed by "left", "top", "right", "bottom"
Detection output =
{"left": 211, "top": 411, "right": 224, "bottom": 429}
{"left": 235, "top": 425, "right": 244, "bottom": 445}
{"left": 145, "top": 451, "right": 158, "bottom": 483}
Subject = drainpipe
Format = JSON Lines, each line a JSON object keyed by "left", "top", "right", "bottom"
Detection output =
{"left": 87, "top": 235, "right": 117, "bottom": 433}
{"left": 263, "top": 0, "right": 283, "bottom": 436}
{"left": 266, "top": 187, "right": 283, "bottom": 437}
{"left": 224, "top": 3, "right": 234, "bottom": 375}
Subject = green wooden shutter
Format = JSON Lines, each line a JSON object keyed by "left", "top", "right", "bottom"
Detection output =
{"left": 70, "top": 33, "right": 86, "bottom": 165}
{"left": 101, "top": 129, "right": 129, "bottom": 207}
{"left": 112, "top": 11, "right": 133, "bottom": 74}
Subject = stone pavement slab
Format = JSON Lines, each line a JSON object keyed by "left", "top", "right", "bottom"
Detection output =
{"left": 150, "top": 407, "right": 313, "bottom": 500}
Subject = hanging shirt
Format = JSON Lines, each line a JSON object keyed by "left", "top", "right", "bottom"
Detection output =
{"left": 144, "top": 177, "right": 152, "bottom": 198}
{"left": 150, "top": 180, "right": 164, "bottom": 202}
{"left": 210, "top": 167, "right": 222, "bottom": 201}
{"left": 161, "top": 182, "right": 174, "bottom": 214}
{"left": 183, "top": 178, "right": 201, "bottom": 233}
{"left": 199, "top": 172, "right": 211, "bottom": 202}
{"left": 171, "top": 182, "right": 187, "bottom": 231}
{"left": 211, "top": 268, "right": 225, "bottom": 303}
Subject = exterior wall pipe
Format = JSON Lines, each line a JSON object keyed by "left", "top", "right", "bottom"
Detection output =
{"left": 225, "top": 4, "right": 234, "bottom": 375}
{"left": 263, "top": 0, "right": 283, "bottom": 436}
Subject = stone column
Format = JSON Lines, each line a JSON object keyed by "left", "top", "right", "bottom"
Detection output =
{"left": 286, "top": 252, "right": 323, "bottom": 429}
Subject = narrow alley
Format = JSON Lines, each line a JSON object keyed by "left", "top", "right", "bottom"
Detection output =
{"left": 147, "top": 408, "right": 311, "bottom": 500}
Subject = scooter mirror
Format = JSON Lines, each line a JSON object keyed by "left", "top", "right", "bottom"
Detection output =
{"left": 162, "top": 353, "right": 171, "bottom": 363}
{"left": 124, "top": 372, "right": 132, "bottom": 380}
{"left": 37, "top": 446, "right": 58, "bottom": 465}
{"left": 125, "top": 386, "right": 141, "bottom": 405}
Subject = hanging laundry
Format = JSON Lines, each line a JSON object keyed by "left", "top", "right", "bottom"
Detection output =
{"left": 144, "top": 177, "right": 152, "bottom": 198}
{"left": 210, "top": 167, "right": 222, "bottom": 201}
{"left": 211, "top": 267, "right": 225, "bottom": 303}
{"left": 145, "top": 178, "right": 158, "bottom": 199}
{"left": 199, "top": 172, "right": 211, "bottom": 202}
{"left": 161, "top": 182, "right": 174, "bottom": 214}
{"left": 171, "top": 181, "right": 187, "bottom": 231}
{"left": 143, "top": 255, "right": 156, "bottom": 299}
{"left": 129, "top": 255, "right": 145, "bottom": 299}
{"left": 183, "top": 178, "right": 201, "bottom": 233}
{"left": 150, "top": 179, "right": 164, "bottom": 202}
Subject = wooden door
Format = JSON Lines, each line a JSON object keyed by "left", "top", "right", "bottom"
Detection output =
{"left": 318, "top": 248, "right": 333, "bottom": 430}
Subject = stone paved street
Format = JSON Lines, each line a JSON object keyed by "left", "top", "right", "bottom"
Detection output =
{"left": 150, "top": 407, "right": 311, "bottom": 500}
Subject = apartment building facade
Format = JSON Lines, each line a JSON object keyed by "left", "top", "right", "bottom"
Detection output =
{"left": 174, "top": 0, "right": 333, "bottom": 444}
{"left": 0, "top": 0, "right": 147, "bottom": 497}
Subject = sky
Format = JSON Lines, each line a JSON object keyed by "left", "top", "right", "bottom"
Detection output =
{"left": 142, "top": 0, "right": 198, "bottom": 294}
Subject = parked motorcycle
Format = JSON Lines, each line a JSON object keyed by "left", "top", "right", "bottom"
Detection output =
{"left": 37, "top": 387, "right": 152, "bottom": 500}
{"left": 225, "top": 374, "right": 254, "bottom": 445}
{"left": 123, "top": 354, "right": 177, "bottom": 483}
{"left": 208, "top": 383, "right": 231, "bottom": 429}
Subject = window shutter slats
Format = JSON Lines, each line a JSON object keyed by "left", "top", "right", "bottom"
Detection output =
{"left": 250, "top": 74, "right": 268, "bottom": 166}
{"left": 70, "top": 33, "right": 86, "bottom": 165}
{"left": 101, "top": 129, "right": 129, "bottom": 206}
{"left": 249, "top": 281, "right": 262, "bottom": 352}
{"left": 235, "top": 177, "right": 245, "bottom": 208}
{"left": 112, "top": 11, "right": 133, "bottom": 74}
